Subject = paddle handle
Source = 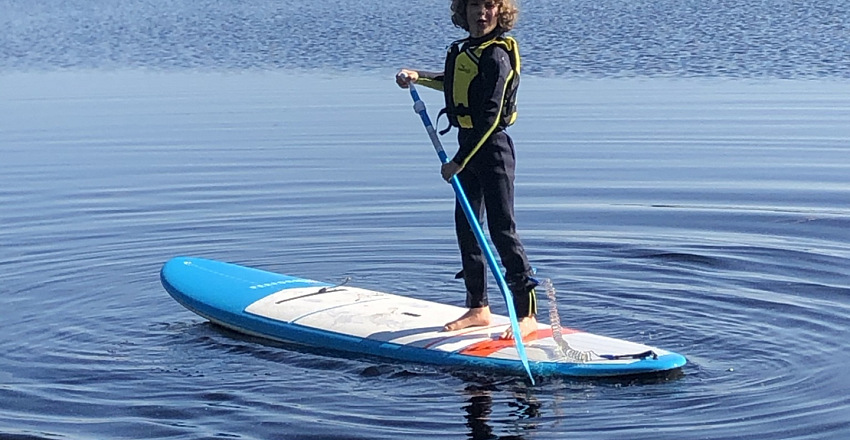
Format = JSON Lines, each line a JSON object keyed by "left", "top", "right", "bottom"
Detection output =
{"left": 409, "top": 85, "right": 450, "bottom": 163}
{"left": 404, "top": 78, "right": 535, "bottom": 384}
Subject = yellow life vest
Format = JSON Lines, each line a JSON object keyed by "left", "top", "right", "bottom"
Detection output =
{"left": 441, "top": 35, "right": 521, "bottom": 132}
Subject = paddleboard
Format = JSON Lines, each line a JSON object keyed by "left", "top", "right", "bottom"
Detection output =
{"left": 160, "top": 257, "right": 686, "bottom": 378}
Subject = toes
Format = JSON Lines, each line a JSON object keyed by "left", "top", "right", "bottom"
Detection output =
{"left": 499, "top": 328, "right": 514, "bottom": 340}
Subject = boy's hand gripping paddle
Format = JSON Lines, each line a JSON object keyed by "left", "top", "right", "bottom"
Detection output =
{"left": 403, "top": 78, "right": 535, "bottom": 384}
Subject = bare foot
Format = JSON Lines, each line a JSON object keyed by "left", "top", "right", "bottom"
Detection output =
{"left": 500, "top": 315, "right": 538, "bottom": 340}
{"left": 443, "top": 306, "right": 492, "bottom": 332}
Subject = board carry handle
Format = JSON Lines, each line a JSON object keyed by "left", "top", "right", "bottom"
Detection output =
{"left": 401, "top": 74, "right": 535, "bottom": 384}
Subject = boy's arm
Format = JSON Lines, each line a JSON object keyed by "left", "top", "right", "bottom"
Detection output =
{"left": 415, "top": 71, "right": 445, "bottom": 91}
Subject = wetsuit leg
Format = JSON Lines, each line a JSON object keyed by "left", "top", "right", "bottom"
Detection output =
{"left": 455, "top": 167, "right": 488, "bottom": 309}
{"left": 479, "top": 133, "right": 537, "bottom": 317}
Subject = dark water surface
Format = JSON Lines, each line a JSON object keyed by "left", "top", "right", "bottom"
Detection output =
{"left": 2, "top": 72, "right": 849, "bottom": 439}
{"left": 2, "top": 0, "right": 850, "bottom": 438}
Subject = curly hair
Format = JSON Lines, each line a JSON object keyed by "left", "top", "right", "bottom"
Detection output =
{"left": 450, "top": 0, "right": 519, "bottom": 33}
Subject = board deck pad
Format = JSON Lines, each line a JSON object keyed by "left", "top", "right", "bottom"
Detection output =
{"left": 161, "top": 257, "right": 687, "bottom": 378}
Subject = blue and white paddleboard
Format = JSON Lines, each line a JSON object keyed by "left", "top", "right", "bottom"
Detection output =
{"left": 160, "top": 257, "right": 686, "bottom": 378}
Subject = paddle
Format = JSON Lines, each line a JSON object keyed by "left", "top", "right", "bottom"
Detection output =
{"left": 402, "top": 77, "right": 535, "bottom": 384}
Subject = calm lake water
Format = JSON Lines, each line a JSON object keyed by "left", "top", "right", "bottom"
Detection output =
{"left": 2, "top": 1, "right": 849, "bottom": 439}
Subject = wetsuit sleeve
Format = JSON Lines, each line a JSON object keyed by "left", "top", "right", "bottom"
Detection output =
{"left": 451, "top": 46, "right": 513, "bottom": 167}
{"left": 417, "top": 74, "right": 445, "bottom": 92}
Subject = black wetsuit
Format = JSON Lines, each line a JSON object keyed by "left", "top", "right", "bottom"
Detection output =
{"left": 426, "top": 30, "right": 537, "bottom": 317}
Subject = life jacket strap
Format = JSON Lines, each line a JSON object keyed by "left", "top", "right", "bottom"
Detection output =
{"left": 436, "top": 107, "right": 453, "bottom": 135}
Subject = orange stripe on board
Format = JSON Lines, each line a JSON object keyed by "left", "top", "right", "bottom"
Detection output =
{"left": 422, "top": 325, "right": 505, "bottom": 350}
{"left": 458, "top": 327, "right": 580, "bottom": 358}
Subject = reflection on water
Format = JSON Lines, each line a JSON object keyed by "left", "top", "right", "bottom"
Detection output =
{"left": 462, "top": 383, "right": 542, "bottom": 440}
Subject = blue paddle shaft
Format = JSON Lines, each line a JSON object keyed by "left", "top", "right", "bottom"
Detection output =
{"left": 406, "top": 81, "right": 535, "bottom": 384}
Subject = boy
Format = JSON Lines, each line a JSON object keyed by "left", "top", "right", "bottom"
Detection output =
{"left": 396, "top": 0, "right": 537, "bottom": 340}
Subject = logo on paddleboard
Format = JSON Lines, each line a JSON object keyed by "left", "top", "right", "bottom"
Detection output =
{"left": 249, "top": 278, "right": 323, "bottom": 290}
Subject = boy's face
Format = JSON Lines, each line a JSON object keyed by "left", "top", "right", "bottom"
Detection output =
{"left": 466, "top": 0, "right": 500, "bottom": 38}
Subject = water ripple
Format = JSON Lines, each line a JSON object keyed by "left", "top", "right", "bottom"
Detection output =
{"left": 1, "top": 0, "right": 849, "bottom": 78}
{"left": 0, "top": 72, "right": 848, "bottom": 438}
